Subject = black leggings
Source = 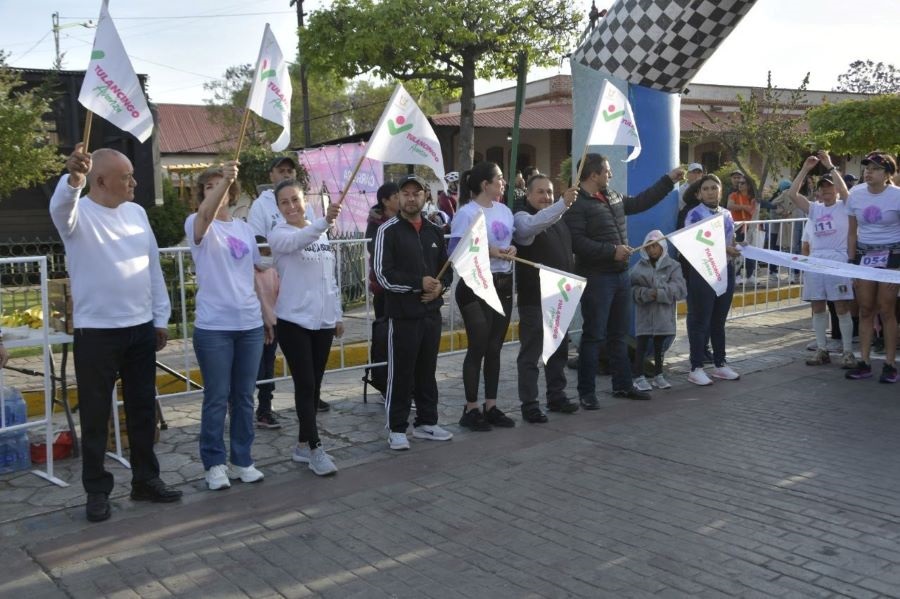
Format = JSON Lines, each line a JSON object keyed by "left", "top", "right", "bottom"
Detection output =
{"left": 633, "top": 334, "right": 668, "bottom": 377}
{"left": 276, "top": 319, "right": 334, "bottom": 449}
{"left": 456, "top": 273, "right": 513, "bottom": 404}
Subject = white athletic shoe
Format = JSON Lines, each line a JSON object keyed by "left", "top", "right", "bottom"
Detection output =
{"left": 412, "top": 424, "right": 453, "bottom": 441}
{"left": 652, "top": 374, "right": 671, "bottom": 389}
{"left": 710, "top": 365, "right": 740, "bottom": 380}
{"left": 687, "top": 368, "right": 713, "bottom": 386}
{"left": 205, "top": 464, "right": 231, "bottom": 491}
{"left": 228, "top": 464, "right": 264, "bottom": 483}
{"left": 292, "top": 443, "right": 332, "bottom": 464}
{"left": 388, "top": 432, "right": 410, "bottom": 451}
{"left": 308, "top": 446, "right": 338, "bottom": 476}
{"left": 633, "top": 376, "right": 652, "bottom": 392}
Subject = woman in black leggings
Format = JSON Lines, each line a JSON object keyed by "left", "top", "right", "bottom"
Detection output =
{"left": 450, "top": 162, "right": 517, "bottom": 431}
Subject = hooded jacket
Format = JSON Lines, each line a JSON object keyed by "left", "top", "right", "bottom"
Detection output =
{"left": 629, "top": 230, "right": 686, "bottom": 336}
{"left": 366, "top": 206, "right": 389, "bottom": 295}
{"left": 564, "top": 175, "right": 675, "bottom": 275}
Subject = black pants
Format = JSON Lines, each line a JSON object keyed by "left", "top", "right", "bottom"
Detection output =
{"left": 386, "top": 312, "right": 441, "bottom": 433}
{"left": 633, "top": 335, "right": 668, "bottom": 377}
{"left": 457, "top": 273, "right": 513, "bottom": 403}
{"left": 255, "top": 334, "right": 278, "bottom": 414}
{"left": 277, "top": 319, "right": 334, "bottom": 449}
{"left": 516, "top": 304, "right": 568, "bottom": 411}
{"left": 73, "top": 321, "right": 160, "bottom": 495}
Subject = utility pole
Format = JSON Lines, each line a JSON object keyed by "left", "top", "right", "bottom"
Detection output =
{"left": 290, "top": 0, "right": 313, "bottom": 147}
{"left": 52, "top": 12, "right": 94, "bottom": 69}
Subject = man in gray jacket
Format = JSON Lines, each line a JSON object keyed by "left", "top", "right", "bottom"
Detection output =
{"left": 564, "top": 153, "right": 683, "bottom": 407}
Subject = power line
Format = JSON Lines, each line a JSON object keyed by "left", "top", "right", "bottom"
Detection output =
{"left": 59, "top": 11, "right": 293, "bottom": 20}
{"left": 8, "top": 30, "right": 52, "bottom": 64}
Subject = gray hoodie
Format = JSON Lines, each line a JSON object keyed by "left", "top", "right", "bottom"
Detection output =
{"left": 629, "top": 230, "right": 687, "bottom": 336}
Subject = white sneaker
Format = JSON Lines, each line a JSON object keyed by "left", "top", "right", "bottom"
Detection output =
{"left": 633, "top": 375, "right": 652, "bottom": 392}
{"left": 308, "top": 446, "right": 338, "bottom": 476}
{"left": 652, "top": 374, "right": 671, "bottom": 389}
{"left": 292, "top": 443, "right": 332, "bottom": 464}
{"left": 228, "top": 464, "right": 264, "bottom": 483}
{"left": 412, "top": 424, "right": 453, "bottom": 441}
{"left": 205, "top": 464, "right": 231, "bottom": 490}
{"left": 687, "top": 368, "right": 713, "bottom": 386}
{"left": 710, "top": 365, "right": 740, "bottom": 380}
{"left": 388, "top": 432, "right": 410, "bottom": 450}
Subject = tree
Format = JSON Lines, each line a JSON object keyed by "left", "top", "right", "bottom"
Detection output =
{"left": 690, "top": 72, "right": 813, "bottom": 192}
{"left": 808, "top": 94, "right": 900, "bottom": 156}
{"left": 301, "top": 0, "right": 581, "bottom": 171}
{"left": 0, "top": 52, "right": 65, "bottom": 199}
{"left": 834, "top": 60, "right": 900, "bottom": 95}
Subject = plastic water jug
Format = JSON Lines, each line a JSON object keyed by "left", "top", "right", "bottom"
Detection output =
{"left": 0, "top": 386, "right": 26, "bottom": 429}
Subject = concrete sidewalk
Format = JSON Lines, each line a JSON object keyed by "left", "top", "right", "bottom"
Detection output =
{"left": 3, "top": 305, "right": 900, "bottom": 598}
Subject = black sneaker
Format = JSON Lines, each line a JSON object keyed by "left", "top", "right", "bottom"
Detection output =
{"left": 880, "top": 364, "right": 899, "bottom": 384}
{"left": 612, "top": 387, "right": 652, "bottom": 400}
{"left": 521, "top": 407, "right": 548, "bottom": 424}
{"left": 256, "top": 411, "right": 282, "bottom": 429}
{"left": 579, "top": 395, "right": 600, "bottom": 410}
{"left": 484, "top": 406, "right": 516, "bottom": 428}
{"left": 547, "top": 398, "right": 579, "bottom": 413}
{"left": 317, "top": 398, "right": 330, "bottom": 412}
{"left": 85, "top": 492, "right": 110, "bottom": 522}
{"left": 459, "top": 407, "right": 492, "bottom": 431}
{"left": 130, "top": 479, "right": 183, "bottom": 503}
{"left": 845, "top": 361, "right": 873, "bottom": 380}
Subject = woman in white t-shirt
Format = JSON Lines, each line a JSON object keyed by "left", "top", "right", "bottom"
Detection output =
{"left": 185, "top": 163, "right": 271, "bottom": 491}
{"left": 846, "top": 152, "right": 900, "bottom": 383}
{"left": 450, "top": 162, "right": 517, "bottom": 432}
{"left": 268, "top": 180, "right": 343, "bottom": 476}
{"left": 789, "top": 154, "right": 855, "bottom": 368}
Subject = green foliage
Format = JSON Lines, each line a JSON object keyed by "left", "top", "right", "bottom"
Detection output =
{"left": 0, "top": 52, "right": 65, "bottom": 199}
{"left": 808, "top": 94, "right": 900, "bottom": 156}
{"left": 146, "top": 178, "right": 189, "bottom": 248}
{"left": 834, "top": 60, "right": 900, "bottom": 94}
{"left": 690, "top": 72, "right": 813, "bottom": 193}
{"left": 301, "top": 0, "right": 581, "bottom": 170}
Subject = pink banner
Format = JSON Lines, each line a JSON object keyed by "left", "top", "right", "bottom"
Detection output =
{"left": 297, "top": 144, "right": 383, "bottom": 234}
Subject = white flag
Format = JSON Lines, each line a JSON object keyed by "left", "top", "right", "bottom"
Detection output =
{"left": 539, "top": 266, "right": 586, "bottom": 363}
{"left": 584, "top": 79, "right": 641, "bottom": 161}
{"left": 741, "top": 246, "right": 900, "bottom": 285}
{"left": 668, "top": 213, "right": 728, "bottom": 296}
{"left": 366, "top": 83, "right": 446, "bottom": 183}
{"left": 77, "top": 0, "right": 153, "bottom": 143}
{"left": 448, "top": 210, "right": 504, "bottom": 315}
{"left": 246, "top": 24, "right": 292, "bottom": 152}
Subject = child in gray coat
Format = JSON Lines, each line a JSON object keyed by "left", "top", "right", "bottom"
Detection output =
{"left": 630, "top": 230, "right": 687, "bottom": 390}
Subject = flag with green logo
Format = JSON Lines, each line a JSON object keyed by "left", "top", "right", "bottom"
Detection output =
{"left": 365, "top": 84, "right": 446, "bottom": 184}
{"left": 77, "top": 0, "right": 153, "bottom": 142}
{"left": 246, "top": 24, "right": 292, "bottom": 152}
{"left": 668, "top": 212, "right": 728, "bottom": 296}
{"left": 584, "top": 79, "right": 641, "bottom": 161}
{"left": 448, "top": 210, "right": 503, "bottom": 315}
{"left": 539, "top": 266, "right": 586, "bottom": 363}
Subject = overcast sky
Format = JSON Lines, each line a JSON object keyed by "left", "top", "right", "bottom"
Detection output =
{"left": 2, "top": 0, "right": 898, "bottom": 106}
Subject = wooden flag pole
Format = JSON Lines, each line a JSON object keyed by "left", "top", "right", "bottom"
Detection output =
{"left": 82, "top": 111, "right": 94, "bottom": 152}
{"left": 233, "top": 109, "right": 252, "bottom": 162}
{"left": 335, "top": 151, "right": 367, "bottom": 206}
{"left": 435, "top": 258, "right": 451, "bottom": 281}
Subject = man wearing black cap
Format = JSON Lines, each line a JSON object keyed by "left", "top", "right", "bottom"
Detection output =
{"left": 374, "top": 175, "right": 454, "bottom": 450}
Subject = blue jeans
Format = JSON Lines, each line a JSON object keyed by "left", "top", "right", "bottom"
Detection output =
{"left": 686, "top": 263, "right": 735, "bottom": 370}
{"left": 193, "top": 326, "right": 265, "bottom": 470}
{"left": 578, "top": 271, "right": 633, "bottom": 396}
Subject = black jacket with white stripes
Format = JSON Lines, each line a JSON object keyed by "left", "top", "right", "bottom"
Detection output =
{"left": 373, "top": 215, "right": 452, "bottom": 320}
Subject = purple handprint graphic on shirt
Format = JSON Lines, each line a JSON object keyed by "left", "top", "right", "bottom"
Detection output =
{"left": 491, "top": 220, "right": 511, "bottom": 244}
{"left": 862, "top": 205, "right": 883, "bottom": 224}
{"left": 225, "top": 235, "right": 250, "bottom": 260}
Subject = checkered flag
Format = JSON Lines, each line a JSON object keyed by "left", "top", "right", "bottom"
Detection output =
{"left": 572, "top": 0, "right": 758, "bottom": 92}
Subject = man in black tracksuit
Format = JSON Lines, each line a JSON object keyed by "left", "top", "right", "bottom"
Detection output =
{"left": 513, "top": 175, "right": 580, "bottom": 423}
{"left": 563, "top": 153, "right": 683, "bottom": 407}
{"left": 374, "top": 175, "right": 454, "bottom": 450}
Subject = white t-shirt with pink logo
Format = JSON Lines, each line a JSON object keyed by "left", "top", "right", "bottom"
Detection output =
{"left": 803, "top": 201, "right": 849, "bottom": 254}
{"left": 846, "top": 185, "right": 900, "bottom": 245}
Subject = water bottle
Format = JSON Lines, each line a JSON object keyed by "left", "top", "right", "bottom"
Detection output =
{"left": 14, "top": 432, "right": 31, "bottom": 472}
{"left": 1, "top": 386, "right": 26, "bottom": 428}
{"left": 0, "top": 433, "right": 15, "bottom": 474}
